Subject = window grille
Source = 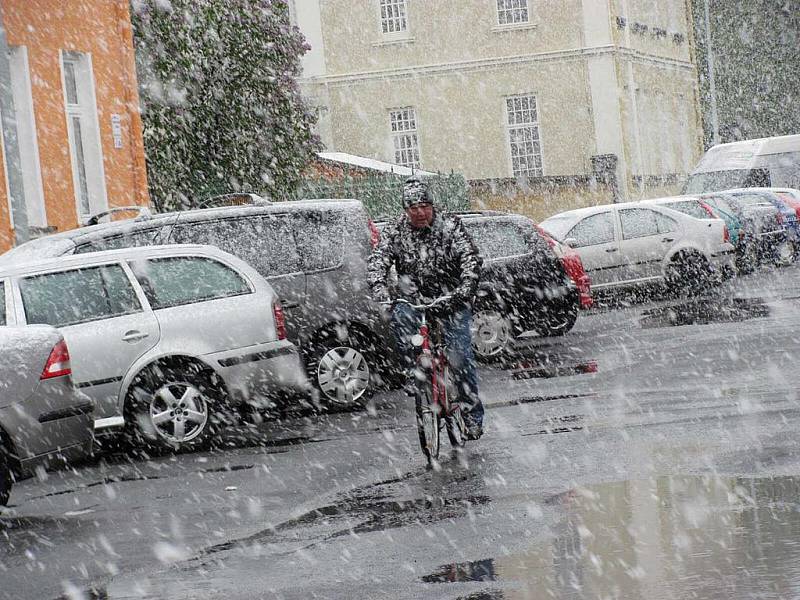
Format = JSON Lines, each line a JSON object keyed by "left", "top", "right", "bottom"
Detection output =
{"left": 497, "top": 0, "right": 529, "bottom": 25}
{"left": 506, "top": 95, "right": 543, "bottom": 177}
{"left": 390, "top": 107, "right": 420, "bottom": 169}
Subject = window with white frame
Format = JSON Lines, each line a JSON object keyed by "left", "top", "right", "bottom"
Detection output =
{"left": 390, "top": 107, "right": 420, "bottom": 169}
{"left": 0, "top": 46, "right": 46, "bottom": 228}
{"left": 62, "top": 51, "right": 107, "bottom": 220}
{"left": 506, "top": 95, "right": 543, "bottom": 178}
{"left": 380, "top": 0, "right": 407, "bottom": 34}
{"left": 497, "top": 0, "right": 529, "bottom": 25}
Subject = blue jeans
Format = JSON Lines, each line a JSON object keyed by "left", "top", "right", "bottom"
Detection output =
{"left": 390, "top": 304, "right": 484, "bottom": 426}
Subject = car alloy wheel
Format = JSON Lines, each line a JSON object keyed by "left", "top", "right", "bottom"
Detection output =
{"left": 470, "top": 310, "right": 512, "bottom": 358}
{"left": 775, "top": 240, "right": 795, "bottom": 266}
{"left": 317, "top": 346, "right": 370, "bottom": 405}
{"left": 148, "top": 382, "right": 209, "bottom": 444}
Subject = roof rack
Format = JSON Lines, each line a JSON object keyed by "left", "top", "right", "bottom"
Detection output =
{"left": 198, "top": 193, "right": 270, "bottom": 209}
{"left": 83, "top": 206, "right": 152, "bottom": 227}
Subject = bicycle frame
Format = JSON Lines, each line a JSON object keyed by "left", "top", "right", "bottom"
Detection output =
{"left": 415, "top": 315, "right": 451, "bottom": 418}
{"left": 386, "top": 296, "right": 466, "bottom": 464}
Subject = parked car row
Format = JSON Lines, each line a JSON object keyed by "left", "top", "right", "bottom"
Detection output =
{"left": 540, "top": 200, "right": 736, "bottom": 292}
{"left": 0, "top": 197, "right": 393, "bottom": 409}
{"left": 539, "top": 187, "right": 800, "bottom": 295}
{"left": 645, "top": 188, "right": 800, "bottom": 273}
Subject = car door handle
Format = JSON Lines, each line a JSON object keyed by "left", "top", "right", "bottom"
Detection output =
{"left": 122, "top": 330, "right": 149, "bottom": 343}
{"left": 605, "top": 248, "right": 618, "bottom": 253}
{"left": 662, "top": 237, "right": 675, "bottom": 242}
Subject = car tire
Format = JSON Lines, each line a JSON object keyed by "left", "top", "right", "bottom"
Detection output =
{"left": 306, "top": 326, "right": 375, "bottom": 409}
{"left": 535, "top": 297, "right": 579, "bottom": 337}
{"left": 736, "top": 240, "right": 758, "bottom": 274}
{"left": 471, "top": 309, "right": 514, "bottom": 361}
{"left": 124, "top": 361, "right": 225, "bottom": 453}
{"left": 667, "top": 252, "right": 712, "bottom": 294}
{"left": 0, "top": 448, "right": 12, "bottom": 506}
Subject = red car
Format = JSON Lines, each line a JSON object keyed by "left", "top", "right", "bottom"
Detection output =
{"left": 536, "top": 225, "right": 593, "bottom": 309}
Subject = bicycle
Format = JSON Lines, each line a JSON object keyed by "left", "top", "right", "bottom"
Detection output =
{"left": 386, "top": 297, "right": 468, "bottom": 466}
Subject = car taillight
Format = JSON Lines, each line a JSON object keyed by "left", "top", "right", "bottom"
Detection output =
{"left": 367, "top": 219, "right": 380, "bottom": 250}
{"left": 723, "top": 225, "right": 730, "bottom": 243}
{"left": 41, "top": 339, "right": 71, "bottom": 380}
{"left": 272, "top": 301, "right": 287, "bottom": 341}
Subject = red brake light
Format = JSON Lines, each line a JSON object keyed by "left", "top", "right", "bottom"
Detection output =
{"left": 367, "top": 219, "right": 380, "bottom": 250}
{"left": 41, "top": 339, "right": 71, "bottom": 380}
{"left": 723, "top": 225, "right": 730, "bottom": 243}
{"left": 272, "top": 301, "right": 287, "bottom": 341}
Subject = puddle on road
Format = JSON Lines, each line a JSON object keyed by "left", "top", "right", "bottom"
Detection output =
{"left": 511, "top": 359, "right": 598, "bottom": 380}
{"left": 423, "top": 558, "right": 498, "bottom": 583}
{"left": 640, "top": 297, "right": 769, "bottom": 329}
{"left": 423, "top": 474, "right": 800, "bottom": 599}
{"left": 522, "top": 415, "right": 584, "bottom": 436}
{"left": 201, "top": 492, "right": 492, "bottom": 557}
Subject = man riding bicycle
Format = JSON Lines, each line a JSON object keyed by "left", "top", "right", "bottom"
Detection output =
{"left": 368, "top": 176, "right": 485, "bottom": 440}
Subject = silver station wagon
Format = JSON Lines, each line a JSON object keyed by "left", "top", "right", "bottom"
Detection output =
{"left": 0, "top": 245, "right": 307, "bottom": 452}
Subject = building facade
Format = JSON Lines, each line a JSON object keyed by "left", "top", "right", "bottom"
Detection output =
{"left": 0, "top": 0, "right": 149, "bottom": 252}
{"left": 293, "top": 0, "right": 704, "bottom": 220}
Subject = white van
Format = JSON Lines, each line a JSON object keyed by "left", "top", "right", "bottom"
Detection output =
{"left": 683, "top": 134, "right": 800, "bottom": 194}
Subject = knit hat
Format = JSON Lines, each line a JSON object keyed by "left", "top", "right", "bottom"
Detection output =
{"left": 402, "top": 177, "right": 432, "bottom": 208}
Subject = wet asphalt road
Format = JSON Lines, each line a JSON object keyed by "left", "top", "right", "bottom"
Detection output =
{"left": 3, "top": 265, "right": 800, "bottom": 600}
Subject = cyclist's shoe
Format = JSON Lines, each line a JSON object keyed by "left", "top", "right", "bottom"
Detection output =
{"left": 465, "top": 422, "right": 484, "bottom": 440}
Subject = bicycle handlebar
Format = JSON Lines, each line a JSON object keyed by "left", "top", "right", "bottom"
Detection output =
{"left": 379, "top": 295, "right": 453, "bottom": 310}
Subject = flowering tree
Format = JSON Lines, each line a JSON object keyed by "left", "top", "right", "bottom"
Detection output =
{"left": 132, "top": 0, "right": 320, "bottom": 210}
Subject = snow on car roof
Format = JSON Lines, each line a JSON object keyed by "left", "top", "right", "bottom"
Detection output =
{"left": 318, "top": 152, "right": 437, "bottom": 177}
{"left": 0, "top": 244, "right": 216, "bottom": 276}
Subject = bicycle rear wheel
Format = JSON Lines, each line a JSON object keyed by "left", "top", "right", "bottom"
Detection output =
{"left": 416, "top": 387, "right": 440, "bottom": 463}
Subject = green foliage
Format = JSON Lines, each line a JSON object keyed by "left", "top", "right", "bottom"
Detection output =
{"left": 295, "top": 171, "right": 470, "bottom": 219}
{"left": 131, "top": 0, "right": 321, "bottom": 211}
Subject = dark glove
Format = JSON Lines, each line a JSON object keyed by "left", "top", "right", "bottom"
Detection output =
{"left": 427, "top": 297, "right": 456, "bottom": 322}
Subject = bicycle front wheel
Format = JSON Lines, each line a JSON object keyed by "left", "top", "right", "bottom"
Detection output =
{"left": 416, "top": 388, "right": 440, "bottom": 463}
{"left": 445, "top": 404, "right": 466, "bottom": 449}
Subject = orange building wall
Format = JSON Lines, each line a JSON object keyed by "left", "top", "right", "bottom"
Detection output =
{"left": 0, "top": 0, "right": 149, "bottom": 252}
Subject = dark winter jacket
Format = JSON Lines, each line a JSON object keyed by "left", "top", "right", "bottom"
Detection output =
{"left": 367, "top": 211, "right": 482, "bottom": 309}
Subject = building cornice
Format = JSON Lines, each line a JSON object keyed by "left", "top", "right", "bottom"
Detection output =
{"left": 299, "top": 46, "right": 696, "bottom": 86}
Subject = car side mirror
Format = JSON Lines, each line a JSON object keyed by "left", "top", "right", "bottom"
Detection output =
{"left": 563, "top": 238, "right": 578, "bottom": 248}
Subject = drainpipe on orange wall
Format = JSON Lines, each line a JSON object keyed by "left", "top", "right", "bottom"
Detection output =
{"left": 115, "top": 0, "right": 150, "bottom": 211}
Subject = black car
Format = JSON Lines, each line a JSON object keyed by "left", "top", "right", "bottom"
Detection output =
{"left": 376, "top": 211, "right": 580, "bottom": 359}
